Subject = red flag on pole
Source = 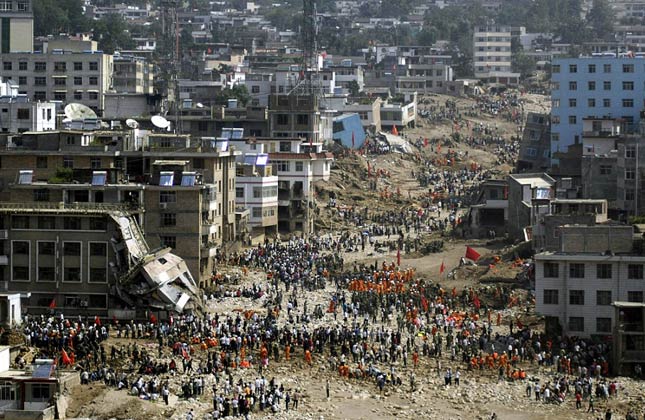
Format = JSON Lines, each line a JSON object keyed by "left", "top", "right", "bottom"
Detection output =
{"left": 61, "top": 349, "right": 71, "bottom": 366}
{"left": 351, "top": 131, "right": 355, "bottom": 148}
{"left": 396, "top": 249, "right": 401, "bottom": 266}
{"left": 439, "top": 260, "right": 446, "bottom": 275}
{"left": 150, "top": 314, "right": 158, "bottom": 324}
{"left": 465, "top": 246, "right": 481, "bottom": 261}
{"left": 49, "top": 298, "right": 56, "bottom": 310}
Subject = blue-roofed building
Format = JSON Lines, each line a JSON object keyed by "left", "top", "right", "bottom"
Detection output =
{"left": 550, "top": 56, "right": 645, "bottom": 163}
{"left": 332, "top": 113, "right": 366, "bottom": 149}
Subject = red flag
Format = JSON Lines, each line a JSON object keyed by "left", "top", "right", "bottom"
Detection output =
{"left": 150, "top": 314, "right": 157, "bottom": 324}
{"left": 465, "top": 246, "right": 481, "bottom": 261}
{"left": 439, "top": 260, "right": 446, "bottom": 275}
{"left": 49, "top": 298, "right": 56, "bottom": 310}
{"left": 473, "top": 294, "right": 481, "bottom": 310}
{"left": 61, "top": 349, "right": 71, "bottom": 366}
{"left": 396, "top": 249, "right": 401, "bottom": 266}
{"left": 94, "top": 316, "right": 101, "bottom": 326}
{"left": 351, "top": 131, "right": 355, "bottom": 148}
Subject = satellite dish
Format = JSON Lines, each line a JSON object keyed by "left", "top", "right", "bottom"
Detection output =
{"left": 151, "top": 115, "right": 170, "bottom": 129}
{"left": 126, "top": 118, "right": 139, "bottom": 129}
{"left": 196, "top": 103, "right": 204, "bottom": 108}
{"left": 64, "top": 103, "right": 97, "bottom": 120}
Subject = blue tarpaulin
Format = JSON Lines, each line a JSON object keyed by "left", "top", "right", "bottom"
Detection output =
{"left": 332, "top": 113, "right": 366, "bottom": 149}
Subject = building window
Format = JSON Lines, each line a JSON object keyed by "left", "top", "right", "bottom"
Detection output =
{"left": 63, "top": 156, "right": 73, "bottom": 168}
{"left": 568, "top": 317, "right": 584, "bottom": 332}
{"left": 623, "top": 64, "right": 635, "bottom": 73}
{"left": 89, "top": 76, "right": 98, "bottom": 85}
{"left": 89, "top": 242, "right": 107, "bottom": 257}
{"left": 569, "top": 289, "right": 585, "bottom": 305}
{"left": 63, "top": 217, "right": 81, "bottom": 230}
{"left": 552, "top": 64, "right": 560, "bottom": 73}
{"left": 295, "top": 161, "right": 304, "bottom": 172}
{"left": 73, "top": 91, "right": 82, "bottom": 101}
{"left": 235, "top": 187, "right": 244, "bottom": 198}
{"left": 74, "top": 62, "right": 83, "bottom": 71}
{"left": 18, "top": 62, "right": 27, "bottom": 71}
{"left": 628, "top": 291, "right": 644, "bottom": 303}
{"left": 552, "top": 99, "right": 560, "bottom": 108}
{"left": 569, "top": 81, "right": 577, "bottom": 90}
{"left": 54, "top": 62, "right": 66, "bottom": 72}
{"left": 251, "top": 85, "right": 260, "bottom": 93}
{"left": 626, "top": 168, "right": 635, "bottom": 180}
{"left": 588, "top": 64, "right": 595, "bottom": 73}
{"left": 544, "top": 262, "right": 560, "bottom": 278}
{"left": 569, "top": 64, "right": 577, "bottom": 73}
{"left": 596, "top": 317, "right": 611, "bottom": 333}
{"left": 2, "top": 62, "right": 11, "bottom": 71}
{"left": 34, "top": 77, "right": 46, "bottom": 86}
{"left": 568, "top": 98, "right": 576, "bottom": 107}
{"left": 603, "top": 98, "right": 611, "bottom": 107}
{"left": 159, "top": 191, "right": 177, "bottom": 203}
{"left": 89, "top": 62, "right": 99, "bottom": 71}
{"left": 38, "top": 267, "right": 55, "bottom": 282}
{"left": 33, "top": 189, "right": 49, "bottom": 202}
{"left": 64, "top": 268, "right": 81, "bottom": 282}
{"left": 89, "top": 218, "right": 106, "bottom": 231}
{"left": 551, "top": 116, "right": 560, "bottom": 124}
{"left": 12, "top": 241, "right": 29, "bottom": 255}
{"left": 603, "top": 81, "right": 611, "bottom": 90}
{"left": 11, "top": 216, "right": 29, "bottom": 229}
{"left": 603, "top": 64, "right": 611, "bottom": 73}
{"left": 596, "top": 290, "right": 612, "bottom": 305}
{"left": 54, "top": 92, "right": 66, "bottom": 101}
{"left": 89, "top": 268, "right": 107, "bottom": 283}
{"left": 588, "top": 98, "right": 596, "bottom": 107}
{"left": 252, "top": 207, "right": 262, "bottom": 218}
{"left": 161, "top": 213, "right": 176, "bottom": 227}
{"left": 568, "top": 115, "right": 577, "bottom": 125}
{"left": 599, "top": 165, "right": 611, "bottom": 175}
{"left": 569, "top": 263, "right": 584, "bottom": 278}
{"left": 63, "top": 242, "right": 81, "bottom": 256}
{"left": 17, "top": 109, "right": 29, "bottom": 120}
{"left": 276, "top": 114, "right": 288, "bottom": 125}
{"left": 626, "top": 145, "right": 636, "bottom": 158}
{"left": 623, "top": 81, "right": 634, "bottom": 90}
{"left": 31, "top": 384, "right": 50, "bottom": 401}
{"left": 160, "top": 235, "right": 176, "bottom": 248}
{"left": 296, "top": 114, "right": 309, "bottom": 125}
{"left": 275, "top": 161, "right": 289, "bottom": 172}
{"left": 53, "top": 78, "right": 66, "bottom": 86}
{"left": 88, "top": 92, "right": 98, "bottom": 100}
{"left": 279, "top": 141, "right": 291, "bottom": 152}
{"left": 626, "top": 189, "right": 635, "bottom": 201}
{"left": 623, "top": 99, "right": 634, "bottom": 107}
{"left": 543, "top": 289, "right": 558, "bottom": 305}
{"left": 12, "top": 266, "right": 28, "bottom": 281}
{"left": 73, "top": 76, "right": 82, "bottom": 86}
{"left": 34, "top": 62, "right": 46, "bottom": 72}
{"left": 38, "top": 217, "right": 55, "bottom": 229}
{"left": 38, "top": 242, "right": 55, "bottom": 256}
{"left": 596, "top": 264, "right": 612, "bottom": 279}
{"left": 588, "top": 81, "right": 595, "bottom": 90}
{"left": 628, "top": 264, "right": 644, "bottom": 279}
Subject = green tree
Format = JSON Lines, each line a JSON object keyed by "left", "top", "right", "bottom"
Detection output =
{"left": 512, "top": 50, "right": 536, "bottom": 78}
{"left": 215, "top": 85, "right": 252, "bottom": 107}
{"left": 347, "top": 80, "right": 360, "bottom": 97}
{"left": 587, "top": 0, "right": 615, "bottom": 41}
{"left": 91, "top": 14, "right": 136, "bottom": 53}
{"left": 34, "top": 0, "right": 88, "bottom": 36}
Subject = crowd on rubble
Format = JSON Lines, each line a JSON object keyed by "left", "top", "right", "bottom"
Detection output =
{"left": 17, "top": 231, "right": 626, "bottom": 420}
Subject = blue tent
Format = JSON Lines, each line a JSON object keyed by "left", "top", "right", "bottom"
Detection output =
{"left": 332, "top": 113, "right": 366, "bottom": 149}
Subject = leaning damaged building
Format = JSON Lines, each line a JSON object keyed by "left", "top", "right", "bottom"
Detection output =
{"left": 0, "top": 125, "right": 239, "bottom": 317}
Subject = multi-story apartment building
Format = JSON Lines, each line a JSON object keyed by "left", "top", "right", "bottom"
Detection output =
{"left": 0, "top": 0, "right": 33, "bottom": 54}
{"left": 473, "top": 25, "right": 518, "bottom": 85}
{"left": 535, "top": 225, "right": 645, "bottom": 338}
{"left": 550, "top": 57, "right": 645, "bottom": 163}
{"left": 0, "top": 77, "right": 55, "bottom": 133}
{"left": 517, "top": 113, "right": 551, "bottom": 172}
{"left": 244, "top": 72, "right": 273, "bottom": 107}
{"left": 234, "top": 156, "right": 278, "bottom": 237}
{"left": 113, "top": 55, "right": 154, "bottom": 95}
{"left": 0, "top": 129, "right": 238, "bottom": 290}
{"left": 0, "top": 51, "right": 113, "bottom": 116}
{"left": 269, "top": 94, "right": 321, "bottom": 143}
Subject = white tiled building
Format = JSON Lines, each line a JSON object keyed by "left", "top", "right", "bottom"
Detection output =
{"left": 473, "top": 25, "right": 519, "bottom": 85}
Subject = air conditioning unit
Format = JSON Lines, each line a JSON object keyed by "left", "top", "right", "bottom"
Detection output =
{"left": 159, "top": 203, "right": 168, "bottom": 209}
